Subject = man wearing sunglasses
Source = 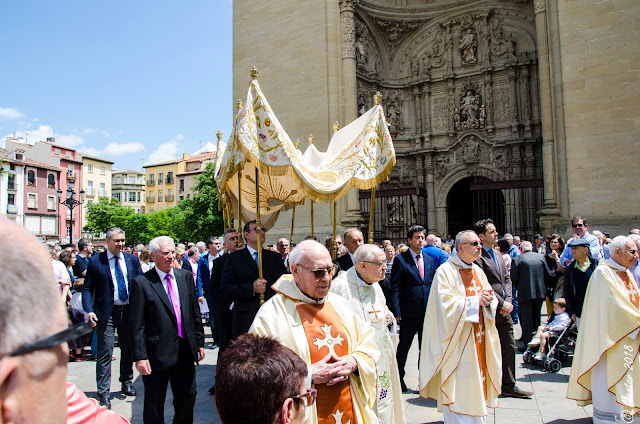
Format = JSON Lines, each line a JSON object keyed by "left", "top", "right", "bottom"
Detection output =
{"left": 250, "top": 240, "right": 380, "bottom": 424}
{"left": 568, "top": 236, "right": 640, "bottom": 419}
{"left": 0, "top": 219, "right": 128, "bottom": 423}
{"left": 221, "top": 220, "right": 287, "bottom": 340}
{"left": 559, "top": 216, "right": 603, "bottom": 266}
{"left": 216, "top": 333, "right": 312, "bottom": 424}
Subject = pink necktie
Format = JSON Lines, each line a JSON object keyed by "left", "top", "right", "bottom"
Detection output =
{"left": 417, "top": 254, "right": 424, "bottom": 281}
{"left": 166, "top": 274, "right": 184, "bottom": 338}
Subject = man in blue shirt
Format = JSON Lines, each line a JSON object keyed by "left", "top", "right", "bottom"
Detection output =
{"left": 559, "top": 216, "right": 603, "bottom": 266}
{"left": 504, "top": 233, "right": 520, "bottom": 259}
{"left": 422, "top": 234, "right": 449, "bottom": 269}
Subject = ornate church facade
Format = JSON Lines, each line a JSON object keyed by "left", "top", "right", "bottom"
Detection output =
{"left": 233, "top": 0, "right": 639, "bottom": 244}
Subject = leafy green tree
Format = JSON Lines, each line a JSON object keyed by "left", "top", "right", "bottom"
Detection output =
{"left": 179, "top": 162, "right": 224, "bottom": 241}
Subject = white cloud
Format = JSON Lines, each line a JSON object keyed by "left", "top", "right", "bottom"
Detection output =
{"left": 147, "top": 136, "right": 180, "bottom": 164}
{"left": 104, "top": 142, "right": 144, "bottom": 156}
{"left": 192, "top": 141, "right": 217, "bottom": 155}
{"left": 0, "top": 107, "right": 24, "bottom": 120}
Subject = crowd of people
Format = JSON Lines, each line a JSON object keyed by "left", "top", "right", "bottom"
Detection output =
{"left": 3, "top": 214, "right": 640, "bottom": 424}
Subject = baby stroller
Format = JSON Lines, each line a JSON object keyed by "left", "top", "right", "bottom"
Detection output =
{"left": 522, "top": 321, "right": 578, "bottom": 373}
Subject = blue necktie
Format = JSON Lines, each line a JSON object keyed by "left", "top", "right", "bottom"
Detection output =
{"left": 254, "top": 251, "right": 259, "bottom": 267}
{"left": 114, "top": 256, "right": 128, "bottom": 302}
{"left": 487, "top": 249, "right": 505, "bottom": 297}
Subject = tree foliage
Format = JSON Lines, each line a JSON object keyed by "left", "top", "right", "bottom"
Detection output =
{"left": 84, "top": 162, "right": 224, "bottom": 245}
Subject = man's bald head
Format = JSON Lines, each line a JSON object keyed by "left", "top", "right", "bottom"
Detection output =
{"left": 425, "top": 234, "right": 438, "bottom": 245}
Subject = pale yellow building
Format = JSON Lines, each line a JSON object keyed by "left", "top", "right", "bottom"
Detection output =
{"left": 143, "top": 156, "right": 187, "bottom": 213}
{"left": 78, "top": 153, "right": 113, "bottom": 232}
{"left": 112, "top": 169, "right": 146, "bottom": 214}
{"left": 234, "top": 0, "right": 640, "bottom": 244}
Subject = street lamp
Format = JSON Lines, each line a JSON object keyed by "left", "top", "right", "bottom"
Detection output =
{"left": 57, "top": 185, "right": 85, "bottom": 243}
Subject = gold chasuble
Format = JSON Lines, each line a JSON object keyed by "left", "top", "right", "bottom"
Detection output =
{"left": 568, "top": 259, "right": 640, "bottom": 413}
{"left": 419, "top": 257, "right": 502, "bottom": 418}
{"left": 249, "top": 275, "right": 380, "bottom": 424}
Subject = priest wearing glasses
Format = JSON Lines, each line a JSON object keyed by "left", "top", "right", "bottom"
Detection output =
{"left": 250, "top": 240, "right": 380, "bottom": 424}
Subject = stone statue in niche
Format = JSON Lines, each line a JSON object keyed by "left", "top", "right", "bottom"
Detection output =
{"left": 459, "top": 29, "right": 477, "bottom": 64}
{"left": 386, "top": 104, "right": 399, "bottom": 127}
{"left": 455, "top": 89, "right": 485, "bottom": 131}
{"left": 461, "top": 137, "right": 480, "bottom": 163}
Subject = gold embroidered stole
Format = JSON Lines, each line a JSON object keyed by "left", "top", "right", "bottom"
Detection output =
{"left": 459, "top": 268, "right": 488, "bottom": 400}
{"left": 617, "top": 271, "right": 639, "bottom": 309}
{"left": 297, "top": 302, "right": 356, "bottom": 424}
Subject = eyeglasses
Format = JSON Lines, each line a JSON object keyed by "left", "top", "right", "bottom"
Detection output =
{"left": 363, "top": 260, "right": 386, "bottom": 267}
{"left": 572, "top": 223, "right": 584, "bottom": 228}
{"left": 292, "top": 389, "right": 317, "bottom": 407}
{"left": 247, "top": 227, "right": 267, "bottom": 233}
{"left": 462, "top": 241, "right": 481, "bottom": 247}
{"left": 6, "top": 313, "right": 94, "bottom": 358}
{"left": 629, "top": 250, "right": 639, "bottom": 255}
{"left": 297, "top": 264, "right": 338, "bottom": 279}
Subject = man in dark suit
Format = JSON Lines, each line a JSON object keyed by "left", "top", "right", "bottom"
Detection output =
{"left": 82, "top": 227, "right": 143, "bottom": 409}
{"left": 391, "top": 224, "right": 436, "bottom": 392}
{"left": 129, "top": 236, "right": 205, "bottom": 424}
{"left": 473, "top": 219, "right": 532, "bottom": 399}
{"left": 336, "top": 228, "right": 364, "bottom": 271}
{"left": 510, "top": 240, "right": 552, "bottom": 344}
{"left": 221, "top": 220, "right": 287, "bottom": 339}
{"left": 197, "top": 236, "right": 221, "bottom": 348}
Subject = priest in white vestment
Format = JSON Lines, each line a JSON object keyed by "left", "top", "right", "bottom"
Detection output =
{"left": 250, "top": 240, "right": 381, "bottom": 424}
{"left": 419, "top": 230, "right": 502, "bottom": 424}
{"left": 331, "top": 244, "right": 406, "bottom": 424}
{"left": 567, "top": 236, "right": 640, "bottom": 423}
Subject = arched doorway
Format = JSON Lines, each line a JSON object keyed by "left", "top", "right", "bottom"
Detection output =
{"left": 446, "top": 176, "right": 506, "bottom": 236}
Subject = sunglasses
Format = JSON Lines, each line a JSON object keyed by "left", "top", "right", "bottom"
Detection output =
{"left": 363, "top": 260, "right": 386, "bottom": 267}
{"left": 297, "top": 264, "right": 338, "bottom": 279}
{"left": 462, "top": 241, "right": 481, "bottom": 247}
{"left": 572, "top": 223, "right": 584, "bottom": 228}
{"left": 7, "top": 313, "right": 94, "bottom": 358}
{"left": 247, "top": 227, "right": 267, "bottom": 233}
{"left": 292, "top": 388, "right": 317, "bottom": 407}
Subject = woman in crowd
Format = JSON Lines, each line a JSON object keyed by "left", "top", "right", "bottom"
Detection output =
{"left": 139, "top": 247, "right": 153, "bottom": 272}
{"left": 544, "top": 234, "right": 565, "bottom": 315}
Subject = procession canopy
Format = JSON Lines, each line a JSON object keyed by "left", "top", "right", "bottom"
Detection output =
{"left": 215, "top": 72, "right": 396, "bottom": 229}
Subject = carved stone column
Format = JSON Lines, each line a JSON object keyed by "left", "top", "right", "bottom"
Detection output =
{"left": 484, "top": 72, "right": 494, "bottom": 132}
{"left": 425, "top": 155, "right": 437, "bottom": 234}
{"left": 444, "top": 21, "right": 454, "bottom": 77}
{"left": 520, "top": 65, "right": 532, "bottom": 136}
{"left": 508, "top": 67, "right": 519, "bottom": 134}
{"left": 423, "top": 82, "right": 432, "bottom": 142}
{"left": 533, "top": 0, "right": 562, "bottom": 234}
{"left": 480, "top": 14, "right": 491, "bottom": 69}
{"left": 447, "top": 79, "right": 455, "bottom": 136}
{"left": 413, "top": 85, "right": 422, "bottom": 149}
{"left": 339, "top": 0, "right": 363, "bottom": 227}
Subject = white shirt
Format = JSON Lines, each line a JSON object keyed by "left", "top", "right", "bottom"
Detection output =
{"left": 154, "top": 267, "right": 180, "bottom": 305}
{"left": 107, "top": 251, "right": 129, "bottom": 305}
{"left": 52, "top": 259, "right": 69, "bottom": 283}
{"left": 246, "top": 245, "right": 258, "bottom": 262}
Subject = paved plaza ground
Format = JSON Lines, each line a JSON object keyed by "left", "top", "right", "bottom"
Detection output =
{"left": 67, "top": 321, "right": 595, "bottom": 424}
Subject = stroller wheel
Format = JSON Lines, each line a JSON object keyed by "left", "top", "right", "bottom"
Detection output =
{"left": 548, "top": 358, "right": 562, "bottom": 373}
{"left": 523, "top": 351, "right": 532, "bottom": 364}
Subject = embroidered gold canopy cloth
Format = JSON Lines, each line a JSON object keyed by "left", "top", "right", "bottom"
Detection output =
{"left": 215, "top": 78, "right": 396, "bottom": 229}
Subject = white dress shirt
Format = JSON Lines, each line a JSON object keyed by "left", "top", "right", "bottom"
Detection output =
{"left": 107, "top": 250, "right": 129, "bottom": 305}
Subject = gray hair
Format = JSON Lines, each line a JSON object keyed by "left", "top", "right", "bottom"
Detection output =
{"left": 520, "top": 241, "right": 533, "bottom": 252}
{"left": 149, "top": 236, "right": 175, "bottom": 254}
{"left": 455, "top": 230, "right": 476, "bottom": 249}
{"left": 177, "top": 243, "right": 186, "bottom": 250}
{"left": 187, "top": 246, "right": 199, "bottom": 257}
{"left": 629, "top": 234, "right": 640, "bottom": 248}
{"left": 353, "top": 244, "right": 384, "bottom": 264}
{"left": 513, "top": 236, "right": 521, "bottom": 242}
{"left": 288, "top": 240, "right": 325, "bottom": 265}
{"left": 504, "top": 233, "right": 513, "bottom": 241}
{"left": 610, "top": 235, "right": 633, "bottom": 254}
{"left": 343, "top": 228, "right": 363, "bottom": 242}
{"left": 106, "top": 227, "right": 125, "bottom": 241}
{"left": 196, "top": 241, "right": 206, "bottom": 249}
{"left": 0, "top": 219, "right": 63, "bottom": 356}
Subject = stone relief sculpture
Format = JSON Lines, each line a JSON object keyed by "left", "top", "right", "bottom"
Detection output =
{"left": 386, "top": 104, "right": 399, "bottom": 127}
{"left": 459, "top": 29, "right": 478, "bottom": 64}
{"left": 489, "top": 16, "right": 517, "bottom": 62}
{"left": 355, "top": 20, "right": 379, "bottom": 76}
{"left": 454, "top": 89, "right": 485, "bottom": 131}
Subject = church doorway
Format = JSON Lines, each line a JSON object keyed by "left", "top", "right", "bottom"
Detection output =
{"left": 446, "top": 176, "right": 506, "bottom": 236}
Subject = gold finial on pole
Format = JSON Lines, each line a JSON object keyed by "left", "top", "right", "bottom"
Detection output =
{"left": 216, "top": 130, "right": 222, "bottom": 141}
{"left": 250, "top": 66, "right": 259, "bottom": 80}
{"left": 374, "top": 91, "right": 382, "bottom": 105}
{"left": 295, "top": 139, "right": 300, "bottom": 149}
{"left": 333, "top": 121, "right": 340, "bottom": 133}
{"left": 308, "top": 134, "right": 314, "bottom": 145}
{"left": 368, "top": 187, "right": 376, "bottom": 244}
{"left": 236, "top": 99, "right": 243, "bottom": 111}
{"left": 255, "top": 167, "right": 265, "bottom": 306}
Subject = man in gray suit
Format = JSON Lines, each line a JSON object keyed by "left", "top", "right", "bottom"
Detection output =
{"left": 510, "top": 241, "right": 552, "bottom": 345}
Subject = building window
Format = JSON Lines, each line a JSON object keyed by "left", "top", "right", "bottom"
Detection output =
{"left": 158, "top": 173, "right": 164, "bottom": 184}
{"left": 167, "top": 172, "right": 173, "bottom": 184}
{"left": 158, "top": 190, "right": 164, "bottom": 202}
{"left": 65, "top": 151, "right": 71, "bottom": 159}
{"left": 179, "top": 179, "right": 185, "bottom": 192}
{"left": 54, "top": 149, "right": 60, "bottom": 156}
{"left": 115, "top": 176, "right": 122, "bottom": 184}
{"left": 137, "top": 192, "right": 141, "bottom": 202}
{"left": 8, "top": 194, "right": 15, "bottom": 205}
{"left": 88, "top": 164, "right": 93, "bottom": 173}
{"left": 100, "top": 166, "right": 105, "bottom": 175}
{"left": 7, "top": 174, "right": 15, "bottom": 190}
{"left": 149, "top": 207, "right": 154, "bottom": 213}
{"left": 99, "top": 182, "right": 105, "bottom": 197}
{"left": 129, "top": 176, "right": 135, "bottom": 184}
{"left": 47, "top": 173, "right": 55, "bottom": 189}
{"left": 27, "top": 170, "right": 36, "bottom": 186}
{"left": 47, "top": 195, "right": 56, "bottom": 211}
{"left": 168, "top": 189, "right": 173, "bottom": 202}
{"left": 149, "top": 174, "right": 154, "bottom": 185}
{"left": 113, "top": 192, "right": 121, "bottom": 202}
{"left": 27, "top": 193, "right": 37, "bottom": 209}
{"left": 129, "top": 192, "right": 136, "bottom": 202}
{"left": 87, "top": 180, "right": 93, "bottom": 196}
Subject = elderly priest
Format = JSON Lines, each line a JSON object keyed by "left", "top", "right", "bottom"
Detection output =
{"left": 250, "top": 240, "right": 380, "bottom": 424}
{"left": 419, "top": 230, "right": 502, "bottom": 424}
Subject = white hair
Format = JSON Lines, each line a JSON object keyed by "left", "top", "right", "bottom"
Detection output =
{"left": 353, "top": 244, "right": 383, "bottom": 264}
{"left": 149, "top": 236, "right": 175, "bottom": 254}
{"left": 196, "top": 241, "right": 206, "bottom": 249}
{"left": 455, "top": 230, "right": 476, "bottom": 249}
{"left": 609, "top": 235, "right": 633, "bottom": 254}
{"left": 288, "top": 240, "right": 326, "bottom": 265}
{"left": 520, "top": 241, "right": 533, "bottom": 252}
{"left": 629, "top": 234, "right": 640, "bottom": 248}
{"left": 504, "top": 233, "right": 513, "bottom": 241}
{"left": 435, "top": 237, "right": 442, "bottom": 247}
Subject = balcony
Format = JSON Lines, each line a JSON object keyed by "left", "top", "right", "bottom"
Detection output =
{"left": 7, "top": 205, "right": 18, "bottom": 214}
{"left": 166, "top": 176, "right": 174, "bottom": 184}
{"left": 158, "top": 195, "right": 164, "bottom": 202}
{"left": 167, "top": 194, "right": 174, "bottom": 202}
{"left": 67, "top": 171, "right": 76, "bottom": 180}
{"left": 98, "top": 190, "right": 105, "bottom": 197}
{"left": 147, "top": 196, "right": 155, "bottom": 203}
{"left": 85, "top": 189, "right": 95, "bottom": 197}
{"left": 148, "top": 180, "right": 155, "bottom": 186}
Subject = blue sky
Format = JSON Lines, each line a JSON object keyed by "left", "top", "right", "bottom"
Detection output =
{"left": 0, "top": 1, "right": 232, "bottom": 170}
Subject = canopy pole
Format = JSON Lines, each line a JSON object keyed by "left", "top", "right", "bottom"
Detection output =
{"left": 290, "top": 204, "right": 296, "bottom": 248}
{"left": 310, "top": 200, "right": 314, "bottom": 241}
{"left": 368, "top": 187, "right": 376, "bottom": 244}
{"left": 226, "top": 202, "right": 233, "bottom": 230}
{"left": 332, "top": 202, "right": 337, "bottom": 260}
{"left": 255, "top": 166, "right": 265, "bottom": 306}
{"left": 237, "top": 171, "right": 242, "bottom": 230}
{"left": 222, "top": 204, "right": 227, "bottom": 230}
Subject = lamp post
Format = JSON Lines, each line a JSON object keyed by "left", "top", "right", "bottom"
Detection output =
{"left": 57, "top": 185, "right": 85, "bottom": 243}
